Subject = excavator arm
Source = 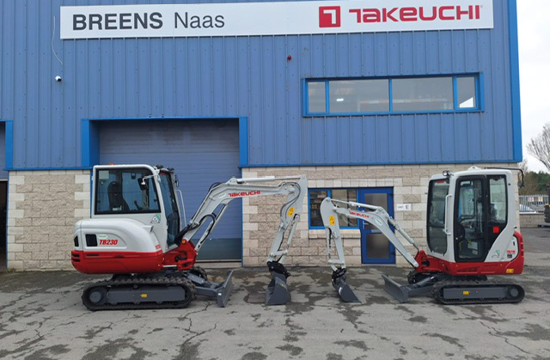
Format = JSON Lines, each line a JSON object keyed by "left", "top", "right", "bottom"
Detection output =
{"left": 174, "top": 175, "right": 307, "bottom": 305}
{"left": 320, "top": 198, "right": 420, "bottom": 268}
{"left": 320, "top": 197, "right": 424, "bottom": 303}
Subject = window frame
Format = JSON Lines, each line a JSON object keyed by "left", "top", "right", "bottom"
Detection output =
{"left": 94, "top": 167, "right": 161, "bottom": 215}
{"left": 308, "top": 188, "right": 360, "bottom": 229}
{"left": 303, "top": 74, "right": 483, "bottom": 117}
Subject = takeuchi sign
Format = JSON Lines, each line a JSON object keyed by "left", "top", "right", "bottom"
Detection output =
{"left": 60, "top": 0, "right": 494, "bottom": 40}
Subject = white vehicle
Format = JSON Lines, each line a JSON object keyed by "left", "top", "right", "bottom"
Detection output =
{"left": 321, "top": 167, "right": 525, "bottom": 305}
{"left": 72, "top": 164, "right": 307, "bottom": 309}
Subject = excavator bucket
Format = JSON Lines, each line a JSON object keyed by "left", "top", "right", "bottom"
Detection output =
{"left": 265, "top": 272, "right": 290, "bottom": 306}
{"left": 331, "top": 268, "right": 360, "bottom": 303}
{"left": 332, "top": 276, "right": 360, "bottom": 303}
{"left": 382, "top": 274, "right": 410, "bottom": 303}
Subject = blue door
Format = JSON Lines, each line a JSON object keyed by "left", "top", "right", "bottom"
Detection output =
{"left": 358, "top": 188, "right": 396, "bottom": 264}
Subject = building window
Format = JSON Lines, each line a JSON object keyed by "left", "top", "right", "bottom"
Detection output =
{"left": 392, "top": 77, "right": 454, "bottom": 111}
{"left": 309, "top": 189, "right": 358, "bottom": 228}
{"left": 307, "top": 82, "right": 326, "bottom": 113}
{"left": 330, "top": 79, "right": 389, "bottom": 113}
{"left": 305, "top": 74, "right": 480, "bottom": 116}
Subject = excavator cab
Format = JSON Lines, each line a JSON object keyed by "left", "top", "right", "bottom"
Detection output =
{"left": 423, "top": 169, "right": 521, "bottom": 269}
{"left": 91, "top": 165, "right": 179, "bottom": 253}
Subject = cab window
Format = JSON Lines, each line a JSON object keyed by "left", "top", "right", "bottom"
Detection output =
{"left": 488, "top": 175, "right": 508, "bottom": 248}
{"left": 158, "top": 171, "right": 180, "bottom": 247}
{"left": 454, "top": 178, "right": 486, "bottom": 262}
{"left": 95, "top": 168, "right": 160, "bottom": 214}
{"left": 427, "top": 180, "right": 449, "bottom": 254}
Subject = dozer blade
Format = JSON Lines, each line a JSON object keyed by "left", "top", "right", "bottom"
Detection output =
{"left": 216, "top": 270, "right": 235, "bottom": 307}
{"left": 192, "top": 269, "right": 235, "bottom": 307}
{"left": 332, "top": 278, "right": 360, "bottom": 303}
{"left": 382, "top": 274, "right": 410, "bottom": 303}
{"left": 382, "top": 273, "right": 439, "bottom": 303}
{"left": 265, "top": 272, "right": 290, "bottom": 306}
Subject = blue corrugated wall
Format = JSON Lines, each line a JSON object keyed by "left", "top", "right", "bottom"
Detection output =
{"left": 0, "top": 0, "right": 520, "bottom": 169}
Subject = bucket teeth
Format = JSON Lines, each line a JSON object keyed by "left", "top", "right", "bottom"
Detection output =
{"left": 265, "top": 272, "right": 290, "bottom": 306}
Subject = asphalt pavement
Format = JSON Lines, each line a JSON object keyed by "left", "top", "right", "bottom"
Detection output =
{"left": 0, "top": 227, "right": 549, "bottom": 360}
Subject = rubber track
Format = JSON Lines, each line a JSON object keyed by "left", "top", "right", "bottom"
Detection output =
{"left": 432, "top": 280, "right": 524, "bottom": 305}
{"left": 82, "top": 276, "right": 197, "bottom": 311}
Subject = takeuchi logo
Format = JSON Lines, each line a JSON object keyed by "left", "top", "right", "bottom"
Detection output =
{"left": 319, "top": 4, "right": 482, "bottom": 27}
{"left": 227, "top": 191, "right": 261, "bottom": 198}
{"left": 319, "top": 6, "right": 341, "bottom": 28}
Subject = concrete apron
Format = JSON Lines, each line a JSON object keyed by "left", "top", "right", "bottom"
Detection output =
{"left": 0, "top": 262, "right": 549, "bottom": 360}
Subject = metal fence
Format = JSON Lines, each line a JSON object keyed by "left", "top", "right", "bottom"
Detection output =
{"left": 519, "top": 195, "right": 548, "bottom": 213}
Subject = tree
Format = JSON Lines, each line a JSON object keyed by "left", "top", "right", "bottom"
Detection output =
{"left": 520, "top": 171, "right": 542, "bottom": 195}
{"left": 527, "top": 124, "right": 550, "bottom": 171}
{"left": 518, "top": 159, "right": 550, "bottom": 195}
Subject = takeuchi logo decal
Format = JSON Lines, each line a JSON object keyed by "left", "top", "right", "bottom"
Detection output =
{"left": 228, "top": 191, "right": 261, "bottom": 198}
{"left": 319, "top": 6, "right": 341, "bottom": 28}
{"left": 319, "top": 4, "right": 482, "bottom": 27}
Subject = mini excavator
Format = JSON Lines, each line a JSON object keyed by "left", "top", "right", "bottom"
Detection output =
{"left": 321, "top": 167, "right": 525, "bottom": 305}
{"left": 72, "top": 164, "right": 307, "bottom": 310}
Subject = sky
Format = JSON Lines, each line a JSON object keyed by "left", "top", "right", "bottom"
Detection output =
{"left": 517, "top": 1, "right": 550, "bottom": 173}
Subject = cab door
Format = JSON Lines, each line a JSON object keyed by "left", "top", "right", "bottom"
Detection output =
{"left": 453, "top": 175, "right": 509, "bottom": 263}
{"left": 158, "top": 171, "right": 180, "bottom": 248}
{"left": 454, "top": 177, "right": 487, "bottom": 262}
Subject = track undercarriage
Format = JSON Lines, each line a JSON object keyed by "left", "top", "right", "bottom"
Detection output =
{"left": 82, "top": 267, "right": 234, "bottom": 311}
{"left": 383, "top": 271, "right": 525, "bottom": 305}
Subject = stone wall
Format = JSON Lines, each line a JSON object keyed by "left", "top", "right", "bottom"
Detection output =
{"left": 6, "top": 164, "right": 520, "bottom": 270}
{"left": 242, "top": 163, "right": 519, "bottom": 267}
{"left": 519, "top": 213, "right": 545, "bottom": 228}
{"left": 7, "top": 170, "right": 91, "bottom": 270}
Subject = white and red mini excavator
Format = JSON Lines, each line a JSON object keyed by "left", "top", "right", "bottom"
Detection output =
{"left": 71, "top": 164, "right": 307, "bottom": 310}
{"left": 321, "top": 167, "right": 525, "bottom": 305}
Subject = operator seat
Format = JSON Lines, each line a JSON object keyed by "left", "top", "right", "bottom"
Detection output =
{"left": 107, "top": 181, "right": 130, "bottom": 212}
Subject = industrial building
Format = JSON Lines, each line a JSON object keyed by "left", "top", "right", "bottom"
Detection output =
{"left": 0, "top": 0, "right": 521, "bottom": 270}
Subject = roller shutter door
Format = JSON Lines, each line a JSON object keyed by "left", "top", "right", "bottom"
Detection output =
{"left": 99, "top": 120, "right": 242, "bottom": 261}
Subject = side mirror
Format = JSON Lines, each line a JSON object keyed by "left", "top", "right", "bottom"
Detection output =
{"left": 138, "top": 178, "right": 149, "bottom": 191}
